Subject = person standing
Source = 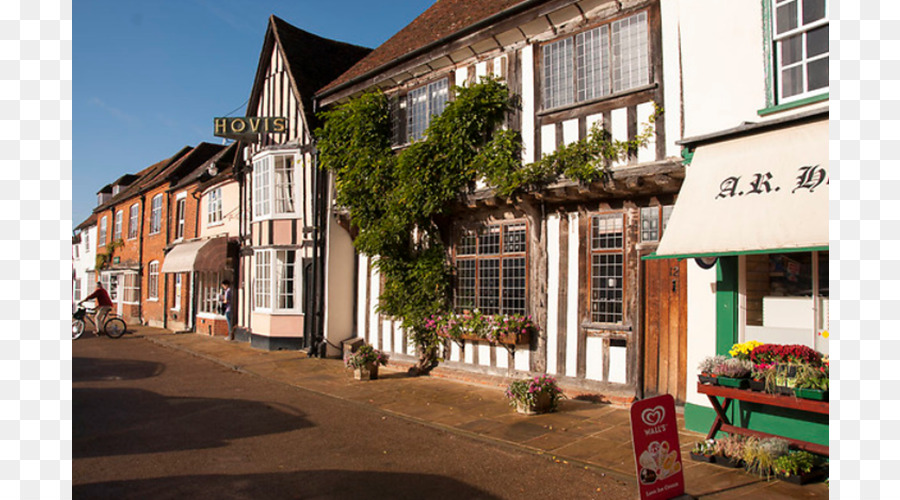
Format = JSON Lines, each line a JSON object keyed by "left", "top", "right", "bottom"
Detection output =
{"left": 221, "top": 279, "right": 233, "bottom": 340}
{"left": 79, "top": 281, "right": 113, "bottom": 335}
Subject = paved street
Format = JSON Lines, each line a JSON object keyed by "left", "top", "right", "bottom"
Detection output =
{"left": 73, "top": 334, "right": 634, "bottom": 500}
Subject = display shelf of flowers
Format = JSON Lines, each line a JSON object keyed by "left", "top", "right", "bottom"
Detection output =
{"left": 697, "top": 341, "right": 828, "bottom": 401}
{"left": 505, "top": 374, "right": 564, "bottom": 415}
{"left": 344, "top": 345, "right": 389, "bottom": 381}
{"left": 690, "top": 435, "right": 828, "bottom": 484}
{"left": 425, "top": 310, "right": 536, "bottom": 347}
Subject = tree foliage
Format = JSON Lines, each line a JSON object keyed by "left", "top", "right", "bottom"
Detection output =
{"left": 316, "top": 77, "right": 658, "bottom": 373}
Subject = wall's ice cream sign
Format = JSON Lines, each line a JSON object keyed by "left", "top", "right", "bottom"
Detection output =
{"left": 630, "top": 395, "right": 685, "bottom": 499}
{"left": 213, "top": 117, "right": 286, "bottom": 142}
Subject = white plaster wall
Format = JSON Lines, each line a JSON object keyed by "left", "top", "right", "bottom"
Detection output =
{"left": 478, "top": 343, "right": 491, "bottom": 367}
{"left": 585, "top": 337, "right": 604, "bottom": 381}
{"left": 515, "top": 348, "right": 530, "bottom": 372}
{"left": 637, "top": 102, "right": 657, "bottom": 164}
{"left": 450, "top": 341, "right": 461, "bottom": 362}
{"left": 608, "top": 346, "right": 627, "bottom": 384}
{"left": 521, "top": 45, "right": 535, "bottom": 163}
{"left": 562, "top": 119, "right": 579, "bottom": 145}
{"left": 659, "top": 0, "right": 683, "bottom": 159}
{"left": 455, "top": 66, "right": 468, "bottom": 87}
{"left": 465, "top": 344, "right": 474, "bottom": 364}
{"left": 546, "top": 214, "right": 560, "bottom": 375}
{"left": 611, "top": 108, "right": 627, "bottom": 167}
{"left": 678, "top": 0, "right": 767, "bottom": 137}
{"left": 199, "top": 181, "right": 240, "bottom": 239}
{"left": 73, "top": 225, "right": 97, "bottom": 305}
{"left": 496, "top": 347, "right": 508, "bottom": 369}
{"left": 541, "top": 124, "right": 556, "bottom": 158}
{"left": 586, "top": 113, "right": 603, "bottom": 134}
{"left": 685, "top": 263, "right": 719, "bottom": 407}
{"left": 357, "top": 254, "right": 368, "bottom": 340}
{"left": 476, "top": 61, "right": 487, "bottom": 79}
{"left": 566, "top": 213, "right": 579, "bottom": 378}
{"left": 324, "top": 213, "right": 356, "bottom": 356}
{"left": 382, "top": 319, "right": 392, "bottom": 353}
{"left": 368, "top": 260, "right": 380, "bottom": 345}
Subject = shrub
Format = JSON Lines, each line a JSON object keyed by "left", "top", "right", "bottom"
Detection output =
{"left": 505, "top": 374, "right": 564, "bottom": 411}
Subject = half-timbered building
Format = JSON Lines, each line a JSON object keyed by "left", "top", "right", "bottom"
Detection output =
{"left": 318, "top": 0, "right": 689, "bottom": 401}
{"left": 233, "top": 16, "right": 371, "bottom": 351}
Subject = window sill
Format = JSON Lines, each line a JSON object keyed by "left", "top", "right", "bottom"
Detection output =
{"left": 757, "top": 93, "right": 828, "bottom": 116}
{"left": 581, "top": 322, "right": 632, "bottom": 333}
{"left": 253, "top": 309, "right": 304, "bottom": 316}
{"left": 147, "top": 298, "right": 159, "bottom": 302}
{"left": 207, "top": 221, "right": 225, "bottom": 228}
{"left": 538, "top": 83, "right": 658, "bottom": 117}
{"left": 252, "top": 214, "right": 301, "bottom": 223}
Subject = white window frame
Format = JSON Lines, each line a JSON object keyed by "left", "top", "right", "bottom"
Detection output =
{"left": 207, "top": 187, "right": 223, "bottom": 226}
{"left": 252, "top": 152, "right": 298, "bottom": 221}
{"left": 542, "top": 11, "right": 649, "bottom": 111}
{"left": 174, "top": 193, "right": 186, "bottom": 241}
{"left": 147, "top": 261, "right": 159, "bottom": 300}
{"left": 253, "top": 248, "right": 301, "bottom": 314}
{"left": 149, "top": 194, "right": 163, "bottom": 235}
{"left": 122, "top": 272, "right": 140, "bottom": 305}
{"left": 772, "top": 0, "right": 829, "bottom": 103}
{"left": 128, "top": 203, "right": 140, "bottom": 239}
{"left": 198, "top": 271, "right": 224, "bottom": 316}
{"left": 172, "top": 273, "right": 183, "bottom": 311}
{"left": 73, "top": 278, "right": 82, "bottom": 302}
{"left": 406, "top": 78, "right": 449, "bottom": 142}
{"left": 98, "top": 217, "right": 107, "bottom": 247}
{"left": 113, "top": 210, "right": 123, "bottom": 241}
{"left": 84, "top": 231, "right": 90, "bottom": 252}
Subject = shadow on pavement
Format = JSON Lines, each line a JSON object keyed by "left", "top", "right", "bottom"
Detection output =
{"left": 74, "top": 357, "right": 166, "bottom": 382}
{"left": 74, "top": 388, "right": 313, "bottom": 459}
{"left": 74, "top": 470, "right": 501, "bottom": 500}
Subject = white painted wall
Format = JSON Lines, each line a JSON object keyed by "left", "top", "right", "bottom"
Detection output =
{"left": 566, "top": 212, "right": 579, "bottom": 379}
{"left": 684, "top": 263, "right": 718, "bottom": 407}
{"left": 323, "top": 213, "right": 356, "bottom": 356}
{"left": 199, "top": 180, "right": 240, "bottom": 239}
{"left": 546, "top": 214, "right": 560, "bottom": 375}
{"left": 520, "top": 45, "right": 535, "bottom": 164}
{"left": 73, "top": 224, "right": 97, "bottom": 306}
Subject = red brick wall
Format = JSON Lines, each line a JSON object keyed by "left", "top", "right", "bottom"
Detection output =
{"left": 197, "top": 316, "right": 229, "bottom": 337}
{"left": 141, "top": 184, "right": 170, "bottom": 327}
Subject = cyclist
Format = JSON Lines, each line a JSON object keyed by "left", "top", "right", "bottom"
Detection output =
{"left": 79, "top": 281, "right": 113, "bottom": 335}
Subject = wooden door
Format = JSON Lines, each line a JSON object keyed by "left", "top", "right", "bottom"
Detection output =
{"left": 642, "top": 258, "right": 689, "bottom": 404}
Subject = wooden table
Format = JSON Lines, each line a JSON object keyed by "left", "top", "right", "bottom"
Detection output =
{"left": 697, "top": 383, "right": 828, "bottom": 456}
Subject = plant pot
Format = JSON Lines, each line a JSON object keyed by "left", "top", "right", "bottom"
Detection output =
{"left": 515, "top": 392, "right": 553, "bottom": 415}
{"left": 717, "top": 376, "right": 749, "bottom": 389}
{"left": 777, "top": 386, "right": 795, "bottom": 396}
{"left": 749, "top": 379, "right": 766, "bottom": 392}
{"left": 698, "top": 374, "right": 717, "bottom": 385}
{"left": 353, "top": 363, "right": 379, "bottom": 381}
{"left": 690, "top": 452, "right": 715, "bottom": 463}
{"left": 496, "top": 331, "right": 531, "bottom": 345}
{"left": 794, "top": 388, "right": 828, "bottom": 401}
{"left": 712, "top": 455, "right": 743, "bottom": 468}
{"left": 776, "top": 466, "right": 828, "bottom": 485}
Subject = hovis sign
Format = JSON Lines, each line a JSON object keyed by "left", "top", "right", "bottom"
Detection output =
{"left": 213, "top": 117, "right": 286, "bottom": 142}
{"left": 630, "top": 394, "right": 686, "bottom": 500}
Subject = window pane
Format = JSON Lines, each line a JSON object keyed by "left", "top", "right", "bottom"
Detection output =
{"left": 807, "top": 58, "right": 828, "bottom": 91}
{"left": 806, "top": 25, "right": 828, "bottom": 58}
{"left": 591, "top": 253, "right": 623, "bottom": 323}
{"left": 776, "top": 1, "right": 799, "bottom": 34}
{"left": 428, "top": 79, "right": 448, "bottom": 119}
{"left": 501, "top": 257, "right": 526, "bottom": 315}
{"left": 576, "top": 25, "right": 610, "bottom": 101}
{"left": 478, "top": 258, "right": 500, "bottom": 314}
{"left": 275, "top": 156, "right": 295, "bottom": 214}
{"left": 457, "top": 231, "right": 477, "bottom": 256}
{"left": 276, "top": 250, "right": 296, "bottom": 310}
{"left": 543, "top": 38, "right": 574, "bottom": 109}
{"left": 407, "top": 86, "right": 429, "bottom": 142}
{"left": 817, "top": 251, "right": 828, "bottom": 298}
{"left": 641, "top": 207, "right": 660, "bottom": 242}
{"left": 592, "top": 214, "right": 624, "bottom": 250}
{"left": 455, "top": 260, "right": 476, "bottom": 311}
{"left": 662, "top": 205, "right": 673, "bottom": 234}
{"left": 781, "top": 34, "right": 802, "bottom": 65}
{"left": 478, "top": 226, "right": 501, "bottom": 255}
{"left": 781, "top": 65, "right": 804, "bottom": 98}
{"left": 503, "top": 223, "right": 527, "bottom": 253}
{"left": 802, "top": 0, "right": 825, "bottom": 25}
{"left": 611, "top": 12, "right": 649, "bottom": 93}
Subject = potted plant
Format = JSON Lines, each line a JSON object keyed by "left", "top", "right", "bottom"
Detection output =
{"left": 344, "top": 345, "right": 389, "bottom": 380}
{"left": 689, "top": 439, "right": 716, "bottom": 463}
{"left": 729, "top": 340, "right": 763, "bottom": 361}
{"left": 488, "top": 314, "right": 537, "bottom": 345}
{"left": 742, "top": 437, "right": 790, "bottom": 478}
{"left": 773, "top": 451, "right": 828, "bottom": 484}
{"left": 713, "top": 358, "right": 752, "bottom": 388}
{"left": 697, "top": 355, "right": 727, "bottom": 385}
{"left": 505, "top": 374, "right": 564, "bottom": 415}
{"left": 750, "top": 362, "right": 774, "bottom": 392}
{"left": 712, "top": 434, "right": 746, "bottom": 468}
{"left": 793, "top": 363, "right": 829, "bottom": 400}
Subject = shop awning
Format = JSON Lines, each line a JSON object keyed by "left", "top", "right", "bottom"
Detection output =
{"left": 653, "top": 119, "right": 828, "bottom": 260}
{"left": 162, "top": 237, "right": 229, "bottom": 273}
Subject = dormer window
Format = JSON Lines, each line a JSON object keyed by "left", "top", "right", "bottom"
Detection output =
{"left": 112, "top": 185, "right": 121, "bottom": 196}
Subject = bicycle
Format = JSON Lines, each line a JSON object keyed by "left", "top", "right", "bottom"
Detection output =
{"left": 72, "top": 305, "right": 127, "bottom": 340}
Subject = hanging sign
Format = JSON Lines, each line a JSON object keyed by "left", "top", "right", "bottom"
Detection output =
{"left": 213, "top": 117, "right": 286, "bottom": 142}
{"left": 630, "top": 394, "right": 685, "bottom": 500}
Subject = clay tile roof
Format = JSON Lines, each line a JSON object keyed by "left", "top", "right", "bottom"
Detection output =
{"left": 172, "top": 142, "right": 239, "bottom": 191}
{"left": 318, "top": 0, "right": 529, "bottom": 96}
{"left": 94, "top": 147, "right": 193, "bottom": 213}
{"left": 248, "top": 16, "right": 372, "bottom": 128}
{"left": 75, "top": 212, "right": 98, "bottom": 231}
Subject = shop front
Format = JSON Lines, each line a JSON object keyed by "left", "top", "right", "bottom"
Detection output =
{"left": 650, "top": 111, "right": 828, "bottom": 449}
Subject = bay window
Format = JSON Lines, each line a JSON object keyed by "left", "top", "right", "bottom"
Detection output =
{"left": 252, "top": 154, "right": 296, "bottom": 220}
{"left": 543, "top": 11, "right": 649, "bottom": 110}
{"left": 453, "top": 222, "right": 527, "bottom": 315}
{"left": 254, "top": 249, "right": 300, "bottom": 312}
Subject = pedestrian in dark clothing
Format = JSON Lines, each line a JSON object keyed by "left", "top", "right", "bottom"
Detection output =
{"left": 221, "top": 279, "right": 233, "bottom": 340}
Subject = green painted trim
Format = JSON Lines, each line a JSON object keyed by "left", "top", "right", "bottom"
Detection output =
{"left": 642, "top": 246, "right": 829, "bottom": 261}
{"left": 684, "top": 401, "right": 828, "bottom": 445}
{"left": 758, "top": 93, "right": 829, "bottom": 116}
{"left": 681, "top": 146, "right": 694, "bottom": 166}
{"left": 762, "top": 0, "right": 775, "bottom": 108}
{"left": 715, "top": 257, "right": 739, "bottom": 356}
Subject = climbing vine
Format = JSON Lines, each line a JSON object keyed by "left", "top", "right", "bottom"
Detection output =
{"left": 95, "top": 239, "right": 124, "bottom": 270}
{"left": 316, "top": 77, "right": 658, "bottom": 373}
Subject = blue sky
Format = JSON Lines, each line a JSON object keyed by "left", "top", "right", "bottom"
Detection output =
{"left": 73, "top": 0, "right": 435, "bottom": 226}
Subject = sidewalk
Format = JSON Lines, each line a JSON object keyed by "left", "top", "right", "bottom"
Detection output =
{"left": 131, "top": 326, "right": 827, "bottom": 499}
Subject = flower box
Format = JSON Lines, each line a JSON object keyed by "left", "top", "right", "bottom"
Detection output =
{"left": 495, "top": 331, "right": 530, "bottom": 346}
{"left": 776, "top": 466, "right": 828, "bottom": 485}
{"left": 698, "top": 374, "right": 718, "bottom": 385}
{"left": 712, "top": 455, "right": 743, "bottom": 468}
{"left": 748, "top": 379, "right": 766, "bottom": 392}
{"left": 716, "top": 376, "right": 749, "bottom": 389}
{"left": 689, "top": 452, "right": 715, "bottom": 463}
{"left": 794, "top": 388, "right": 828, "bottom": 401}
